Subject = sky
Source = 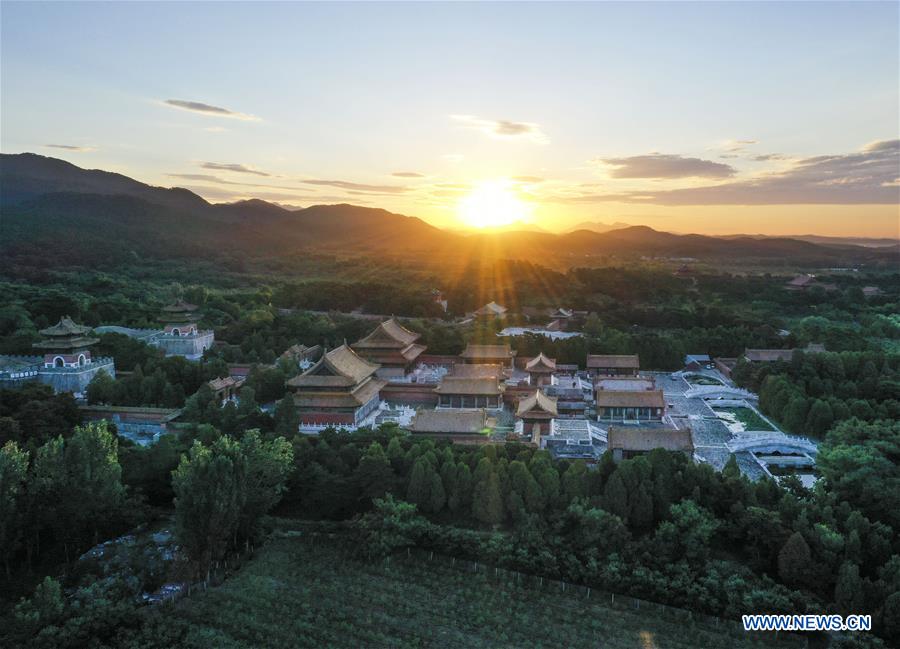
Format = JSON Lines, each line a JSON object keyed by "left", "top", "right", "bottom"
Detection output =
{"left": 2, "top": 1, "right": 899, "bottom": 237}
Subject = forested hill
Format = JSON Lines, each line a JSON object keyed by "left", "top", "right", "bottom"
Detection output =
{"left": 2, "top": 152, "right": 896, "bottom": 270}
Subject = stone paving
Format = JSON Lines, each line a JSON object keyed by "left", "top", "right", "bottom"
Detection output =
{"left": 651, "top": 372, "right": 746, "bottom": 472}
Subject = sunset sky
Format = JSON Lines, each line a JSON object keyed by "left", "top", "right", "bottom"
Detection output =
{"left": 2, "top": 2, "right": 898, "bottom": 237}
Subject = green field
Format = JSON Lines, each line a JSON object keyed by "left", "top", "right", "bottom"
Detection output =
{"left": 164, "top": 528, "right": 800, "bottom": 649}
{"left": 716, "top": 406, "right": 776, "bottom": 432}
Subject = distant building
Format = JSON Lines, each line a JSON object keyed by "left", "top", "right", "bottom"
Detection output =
{"left": 434, "top": 370, "right": 505, "bottom": 409}
{"left": 743, "top": 343, "right": 826, "bottom": 364}
{"left": 408, "top": 408, "right": 490, "bottom": 441}
{"left": 155, "top": 301, "right": 214, "bottom": 359}
{"left": 516, "top": 389, "right": 558, "bottom": 441}
{"left": 862, "top": 286, "right": 883, "bottom": 297}
{"left": 784, "top": 274, "right": 837, "bottom": 292}
{"left": 460, "top": 343, "right": 516, "bottom": 368}
{"left": 673, "top": 264, "right": 694, "bottom": 280}
{"left": 352, "top": 318, "right": 427, "bottom": 379}
{"left": 525, "top": 352, "right": 556, "bottom": 386}
{"left": 473, "top": 301, "right": 508, "bottom": 319}
{"left": 608, "top": 425, "right": 693, "bottom": 462}
{"left": 586, "top": 354, "right": 639, "bottom": 377}
{"left": 541, "top": 419, "right": 601, "bottom": 461}
{"left": 79, "top": 405, "right": 180, "bottom": 447}
{"left": 16, "top": 317, "right": 117, "bottom": 395}
{"left": 684, "top": 354, "right": 712, "bottom": 371}
{"left": 596, "top": 390, "right": 665, "bottom": 423}
{"left": 430, "top": 289, "right": 448, "bottom": 312}
{"left": 544, "top": 384, "right": 588, "bottom": 418}
{"left": 208, "top": 376, "right": 244, "bottom": 405}
{"left": 287, "top": 343, "right": 386, "bottom": 427}
{"left": 278, "top": 344, "right": 322, "bottom": 371}
{"left": 595, "top": 376, "right": 656, "bottom": 392}
{"left": 785, "top": 274, "right": 817, "bottom": 291}
{"left": 743, "top": 349, "right": 795, "bottom": 363}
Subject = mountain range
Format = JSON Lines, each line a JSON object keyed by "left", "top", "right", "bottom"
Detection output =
{"left": 1, "top": 153, "right": 897, "bottom": 269}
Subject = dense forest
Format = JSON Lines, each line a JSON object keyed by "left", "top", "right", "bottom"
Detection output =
{"left": 1, "top": 257, "right": 898, "bottom": 647}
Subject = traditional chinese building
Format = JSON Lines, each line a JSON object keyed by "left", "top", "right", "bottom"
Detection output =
{"left": 208, "top": 376, "right": 244, "bottom": 405}
{"left": 516, "top": 389, "right": 558, "bottom": 442}
{"left": 434, "top": 364, "right": 505, "bottom": 409}
{"left": 607, "top": 425, "right": 693, "bottom": 462}
{"left": 473, "top": 301, "right": 508, "bottom": 319}
{"left": 594, "top": 376, "right": 656, "bottom": 393}
{"left": 30, "top": 317, "right": 116, "bottom": 393}
{"left": 287, "top": 343, "right": 387, "bottom": 428}
{"left": 408, "top": 408, "right": 491, "bottom": 442}
{"left": 352, "top": 318, "right": 426, "bottom": 379}
{"left": 460, "top": 343, "right": 516, "bottom": 368}
{"left": 595, "top": 390, "right": 665, "bottom": 422}
{"left": 155, "top": 301, "right": 214, "bottom": 359}
{"left": 525, "top": 352, "right": 556, "bottom": 386}
{"left": 586, "top": 354, "right": 640, "bottom": 377}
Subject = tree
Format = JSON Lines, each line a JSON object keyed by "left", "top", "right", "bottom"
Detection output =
{"left": 85, "top": 369, "right": 115, "bottom": 405}
{"left": 834, "top": 562, "right": 864, "bottom": 614}
{"left": 237, "top": 430, "right": 293, "bottom": 543}
{"left": 406, "top": 457, "right": 434, "bottom": 511}
{"left": 427, "top": 471, "right": 446, "bottom": 514}
{"left": 561, "top": 460, "right": 588, "bottom": 503}
{"left": 805, "top": 399, "right": 834, "bottom": 436}
{"left": 722, "top": 454, "right": 741, "bottom": 480}
{"left": 652, "top": 500, "right": 718, "bottom": 565}
{"left": 778, "top": 531, "right": 811, "bottom": 588}
{"left": 602, "top": 470, "right": 629, "bottom": 521}
{"left": 172, "top": 437, "right": 245, "bottom": 575}
{"left": 782, "top": 397, "right": 810, "bottom": 433}
{"left": 65, "top": 422, "right": 127, "bottom": 544}
{"left": 0, "top": 441, "right": 29, "bottom": 575}
{"left": 355, "top": 442, "right": 395, "bottom": 501}
{"left": 629, "top": 483, "right": 655, "bottom": 531}
{"left": 472, "top": 469, "right": 503, "bottom": 526}
{"left": 353, "top": 495, "right": 428, "bottom": 559}
{"left": 273, "top": 395, "right": 299, "bottom": 437}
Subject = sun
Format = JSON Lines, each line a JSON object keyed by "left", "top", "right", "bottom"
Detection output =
{"left": 457, "top": 180, "right": 533, "bottom": 229}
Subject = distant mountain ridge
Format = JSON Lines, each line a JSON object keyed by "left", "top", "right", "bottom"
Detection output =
{"left": 1, "top": 153, "right": 896, "bottom": 268}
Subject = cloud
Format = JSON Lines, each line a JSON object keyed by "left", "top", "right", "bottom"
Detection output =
{"left": 751, "top": 153, "right": 789, "bottom": 162}
{"left": 511, "top": 175, "right": 544, "bottom": 184}
{"left": 168, "top": 173, "right": 309, "bottom": 192}
{"left": 722, "top": 139, "right": 758, "bottom": 152}
{"left": 561, "top": 140, "right": 900, "bottom": 205}
{"left": 392, "top": 171, "right": 425, "bottom": 178}
{"left": 450, "top": 115, "right": 548, "bottom": 143}
{"left": 163, "top": 99, "right": 259, "bottom": 121}
{"left": 302, "top": 179, "right": 409, "bottom": 194}
{"left": 201, "top": 162, "right": 269, "bottom": 177}
{"left": 597, "top": 154, "right": 736, "bottom": 179}
{"left": 44, "top": 144, "right": 95, "bottom": 152}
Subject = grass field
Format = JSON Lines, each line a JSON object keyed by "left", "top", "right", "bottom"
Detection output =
{"left": 164, "top": 527, "right": 801, "bottom": 649}
{"left": 715, "top": 406, "right": 776, "bottom": 432}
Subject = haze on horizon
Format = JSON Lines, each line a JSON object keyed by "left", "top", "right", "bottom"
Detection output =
{"left": 1, "top": 1, "right": 898, "bottom": 238}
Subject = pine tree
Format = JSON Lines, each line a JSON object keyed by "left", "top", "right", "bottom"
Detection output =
{"left": 834, "top": 561, "right": 864, "bottom": 614}
{"left": 722, "top": 454, "right": 741, "bottom": 480}
{"left": 273, "top": 396, "right": 300, "bottom": 436}
{"left": 629, "top": 483, "right": 655, "bottom": 531}
{"left": 0, "top": 441, "right": 29, "bottom": 576}
{"left": 778, "top": 531, "right": 811, "bottom": 588}
{"left": 602, "top": 470, "right": 629, "bottom": 521}
{"left": 427, "top": 471, "right": 446, "bottom": 513}
{"left": 406, "top": 457, "right": 432, "bottom": 510}
{"left": 472, "top": 470, "right": 503, "bottom": 526}
{"left": 356, "top": 442, "right": 395, "bottom": 501}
